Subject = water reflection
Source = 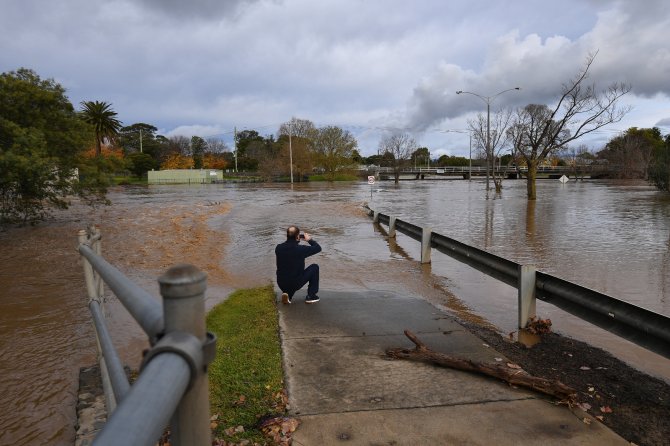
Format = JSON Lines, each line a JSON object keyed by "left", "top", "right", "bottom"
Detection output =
{"left": 1, "top": 179, "right": 669, "bottom": 444}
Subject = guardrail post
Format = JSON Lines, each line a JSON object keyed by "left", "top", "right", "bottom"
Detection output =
{"left": 421, "top": 227, "right": 432, "bottom": 264}
{"left": 518, "top": 265, "right": 537, "bottom": 328}
{"left": 373, "top": 211, "right": 379, "bottom": 223}
{"left": 158, "top": 264, "right": 211, "bottom": 446}
{"left": 388, "top": 216, "right": 397, "bottom": 238}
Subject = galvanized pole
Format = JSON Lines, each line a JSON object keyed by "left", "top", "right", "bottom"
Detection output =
{"left": 158, "top": 264, "right": 211, "bottom": 446}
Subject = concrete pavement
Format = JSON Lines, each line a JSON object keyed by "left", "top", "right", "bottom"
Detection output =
{"left": 277, "top": 290, "right": 629, "bottom": 446}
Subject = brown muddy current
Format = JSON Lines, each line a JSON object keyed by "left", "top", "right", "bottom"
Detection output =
{"left": 1, "top": 180, "right": 669, "bottom": 445}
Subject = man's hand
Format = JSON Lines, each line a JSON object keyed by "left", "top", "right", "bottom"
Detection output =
{"left": 303, "top": 232, "right": 312, "bottom": 242}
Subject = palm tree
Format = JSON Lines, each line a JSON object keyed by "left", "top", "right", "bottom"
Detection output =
{"left": 80, "top": 101, "right": 122, "bottom": 156}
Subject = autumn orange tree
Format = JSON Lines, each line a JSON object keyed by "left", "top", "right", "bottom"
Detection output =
{"left": 161, "top": 153, "right": 193, "bottom": 169}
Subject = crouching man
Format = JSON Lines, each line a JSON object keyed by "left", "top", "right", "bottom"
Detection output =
{"left": 275, "top": 225, "right": 322, "bottom": 304}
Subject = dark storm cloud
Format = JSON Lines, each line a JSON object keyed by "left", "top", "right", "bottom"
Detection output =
{"left": 406, "top": 0, "right": 670, "bottom": 131}
{"left": 136, "top": 0, "right": 263, "bottom": 20}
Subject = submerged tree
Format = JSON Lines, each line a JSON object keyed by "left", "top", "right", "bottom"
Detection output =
{"left": 468, "top": 108, "right": 513, "bottom": 193}
{"left": 508, "top": 53, "right": 631, "bottom": 200}
{"left": 378, "top": 132, "right": 417, "bottom": 184}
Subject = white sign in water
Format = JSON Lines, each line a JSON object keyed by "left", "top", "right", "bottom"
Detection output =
{"left": 559, "top": 175, "right": 569, "bottom": 183}
{"left": 368, "top": 176, "right": 376, "bottom": 185}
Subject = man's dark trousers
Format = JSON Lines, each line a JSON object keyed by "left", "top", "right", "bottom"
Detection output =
{"left": 285, "top": 264, "right": 319, "bottom": 298}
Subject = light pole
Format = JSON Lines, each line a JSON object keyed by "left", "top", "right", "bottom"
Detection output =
{"left": 456, "top": 87, "right": 520, "bottom": 190}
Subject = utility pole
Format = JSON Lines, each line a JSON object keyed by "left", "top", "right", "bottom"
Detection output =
{"left": 234, "top": 126, "right": 238, "bottom": 173}
{"left": 139, "top": 128, "right": 143, "bottom": 153}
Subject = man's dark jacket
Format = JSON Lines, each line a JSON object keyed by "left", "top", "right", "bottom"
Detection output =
{"left": 275, "top": 239, "right": 321, "bottom": 290}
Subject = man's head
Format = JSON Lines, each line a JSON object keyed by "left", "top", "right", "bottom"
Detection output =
{"left": 287, "top": 226, "right": 300, "bottom": 240}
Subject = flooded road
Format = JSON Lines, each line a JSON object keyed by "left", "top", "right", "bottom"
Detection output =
{"left": 1, "top": 179, "right": 669, "bottom": 445}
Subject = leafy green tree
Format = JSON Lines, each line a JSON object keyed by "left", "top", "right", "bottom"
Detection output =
{"left": 649, "top": 134, "right": 670, "bottom": 192}
{"left": 0, "top": 68, "right": 108, "bottom": 224}
{"left": 411, "top": 147, "right": 431, "bottom": 167}
{"left": 436, "top": 155, "right": 469, "bottom": 166}
{"left": 191, "top": 136, "right": 207, "bottom": 169}
{"left": 80, "top": 100, "right": 122, "bottom": 156}
{"left": 126, "top": 152, "right": 157, "bottom": 178}
{"left": 597, "top": 127, "right": 664, "bottom": 179}
{"left": 312, "top": 126, "right": 357, "bottom": 180}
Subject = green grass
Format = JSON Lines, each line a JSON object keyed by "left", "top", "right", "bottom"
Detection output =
{"left": 113, "top": 175, "right": 146, "bottom": 185}
{"left": 207, "top": 285, "right": 285, "bottom": 444}
{"left": 308, "top": 173, "right": 359, "bottom": 181}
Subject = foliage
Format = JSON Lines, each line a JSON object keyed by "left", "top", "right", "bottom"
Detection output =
{"left": 309, "top": 173, "right": 358, "bottom": 181}
{"left": 311, "top": 126, "right": 357, "bottom": 180}
{"left": 207, "top": 286, "right": 285, "bottom": 444}
{"left": 411, "top": 147, "right": 431, "bottom": 167}
{"left": 127, "top": 152, "right": 157, "bottom": 177}
{"left": 436, "top": 155, "right": 469, "bottom": 166}
{"left": 203, "top": 153, "right": 228, "bottom": 170}
{"left": 508, "top": 53, "right": 631, "bottom": 200}
{"left": 378, "top": 132, "right": 417, "bottom": 183}
{"left": 159, "top": 153, "right": 192, "bottom": 170}
{"left": 79, "top": 100, "right": 122, "bottom": 156}
{"left": 649, "top": 134, "right": 670, "bottom": 191}
{"left": 191, "top": 135, "right": 206, "bottom": 169}
{"left": 597, "top": 127, "right": 664, "bottom": 179}
{"left": 0, "top": 68, "right": 111, "bottom": 224}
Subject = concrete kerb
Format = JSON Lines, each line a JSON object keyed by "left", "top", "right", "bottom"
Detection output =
{"left": 276, "top": 289, "right": 629, "bottom": 445}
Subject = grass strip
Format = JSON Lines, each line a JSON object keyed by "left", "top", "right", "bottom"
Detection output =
{"left": 207, "top": 285, "right": 285, "bottom": 444}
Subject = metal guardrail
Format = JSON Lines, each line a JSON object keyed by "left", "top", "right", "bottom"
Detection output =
{"left": 77, "top": 226, "right": 216, "bottom": 446}
{"left": 366, "top": 207, "right": 670, "bottom": 359}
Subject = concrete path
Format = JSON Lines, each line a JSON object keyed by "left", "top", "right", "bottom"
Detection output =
{"left": 277, "top": 290, "right": 629, "bottom": 446}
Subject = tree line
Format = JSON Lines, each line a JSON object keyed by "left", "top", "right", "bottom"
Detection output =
{"left": 2, "top": 65, "right": 669, "bottom": 224}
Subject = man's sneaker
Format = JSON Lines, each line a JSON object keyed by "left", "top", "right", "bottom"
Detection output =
{"left": 281, "top": 293, "right": 291, "bottom": 305}
{"left": 305, "top": 295, "right": 320, "bottom": 304}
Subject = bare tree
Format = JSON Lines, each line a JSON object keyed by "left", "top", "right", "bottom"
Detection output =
{"left": 278, "top": 117, "right": 317, "bottom": 140}
{"left": 468, "top": 108, "right": 513, "bottom": 192}
{"left": 379, "top": 133, "right": 418, "bottom": 184}
{"left": 205, "top": 137, "right": 229, "bottom": 154}
{"left": 562, "top": 144, "right": 594, "bottom": 180}
{"left": 508, "top": 53, "right": 631, "bottom": 200}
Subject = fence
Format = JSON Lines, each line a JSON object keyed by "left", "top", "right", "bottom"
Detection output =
{"left": 366, "top": 208, "right": 670, "bottom": 360}
{"left": 77, "top": 226, "right": 216, "bottom": 446}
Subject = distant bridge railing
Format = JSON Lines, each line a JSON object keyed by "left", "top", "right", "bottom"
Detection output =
{"left": 77, "top": 226, "right": 216, "bottom": 446}
{"left": 365, "top": 165, "right": 614, "bottom": 175}
{"left": 365, "top": 207, "right": 670, "bottom": 359}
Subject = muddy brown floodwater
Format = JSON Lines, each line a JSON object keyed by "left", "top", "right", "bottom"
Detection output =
{"left": 1, "top": 179, "right": 669, "bottom": 445}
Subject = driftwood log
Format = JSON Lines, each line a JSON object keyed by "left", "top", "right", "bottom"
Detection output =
{"left": 386, "top": 330, "right": 576, "bottom": 401}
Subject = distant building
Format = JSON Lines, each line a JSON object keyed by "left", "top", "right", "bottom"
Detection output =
{"left": 147, "top": 169, "right": 224, "bottom": 184}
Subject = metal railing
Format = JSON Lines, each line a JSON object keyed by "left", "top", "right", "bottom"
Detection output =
{"left": 367, "top": 208, "right": 670, "bottom": 359}
{"left": 77, "top": 226, "right": 216, "bottom": 446}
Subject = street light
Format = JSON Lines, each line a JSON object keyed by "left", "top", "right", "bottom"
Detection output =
{"left": 456, "top": 87, "right": 520, "bottom": 190}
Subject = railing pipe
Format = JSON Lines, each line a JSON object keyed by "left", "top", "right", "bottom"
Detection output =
{"left": 89, "top": 300, "right": 131, "bottom": 402}
{"left": 93, "top": 353, "right": 191, "bottom": 446}
{"left": 78, "top": 244, "right": 163, "bottom": 340}
{"left": 158, "top": 264, "right": 211, "bottom": 446}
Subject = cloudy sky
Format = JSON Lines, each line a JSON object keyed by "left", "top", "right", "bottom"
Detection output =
{"left": 1, "top": 0, "right": 669, "bottom": 157}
